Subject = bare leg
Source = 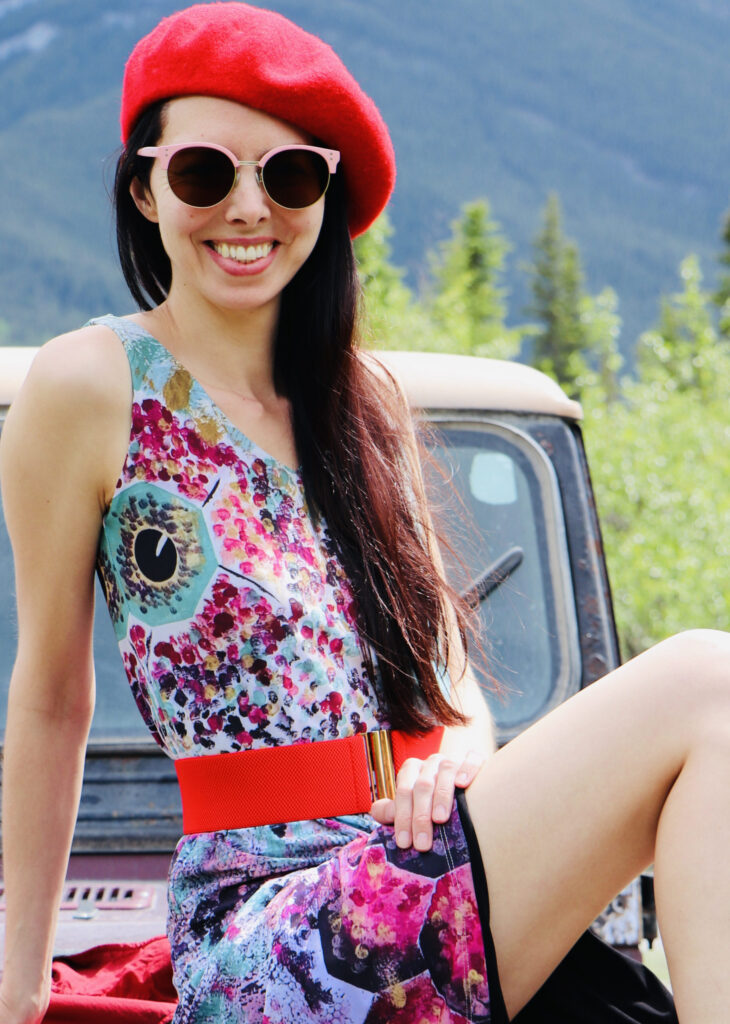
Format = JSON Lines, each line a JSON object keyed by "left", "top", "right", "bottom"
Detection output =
{"left": 464, "top": 629, "right": 730, "bottom": 1022}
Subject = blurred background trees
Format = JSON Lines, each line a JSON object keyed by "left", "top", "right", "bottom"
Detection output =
{"left": 355, "top": 195, "right": 730, "bottom": 659}
{"left": 715, "top": 211, "right": 730, "bottom": 338}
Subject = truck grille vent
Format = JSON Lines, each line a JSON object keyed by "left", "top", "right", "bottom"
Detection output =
{"left": 60, "top": 884, "right": 154, "bottom": 911}
{"left": 0, "top": 884, "right": 153, "bottom": 912}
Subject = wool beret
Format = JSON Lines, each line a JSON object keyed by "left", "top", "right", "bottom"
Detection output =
{"left": 120, "top": 2, "right": 395, "bottom": 237}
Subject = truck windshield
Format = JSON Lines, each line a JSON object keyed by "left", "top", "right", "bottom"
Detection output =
{"left": 426, "top": 419, "right": 581, "bottom": 741}
{"left": 0, "top": 416, "right": 581, "bottom": 747}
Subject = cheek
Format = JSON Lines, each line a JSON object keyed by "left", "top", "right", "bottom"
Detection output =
{"left": 291, "top": 203, "right": 325, "bottom": 260}
{"left": 157, "top": 202, "right": 210, "bottom": 252}
{"left": 148, "top": 168, "right": 208, "bottom": 233}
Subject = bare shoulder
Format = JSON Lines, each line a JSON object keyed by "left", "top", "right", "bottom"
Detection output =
{"left": 0, "top": 324, "right": 132, "bottom": 509}
{"left": 22, "top": 323, "right": 130, "bottom": 420}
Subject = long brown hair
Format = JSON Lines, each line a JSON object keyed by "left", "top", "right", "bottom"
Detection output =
{"left": 114, "top": 103, "right": 471, "bottom": 733}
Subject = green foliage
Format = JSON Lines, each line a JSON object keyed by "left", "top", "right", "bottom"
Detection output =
{"left": 637, "top": 255, "right": 724, "bottom": 395}
{"left": 355, "top": 204, "right": 525, "bottom": 357}
{"left": 525, "top": 195, "right": 590, "bottom": 393}
{"left": 426, "top": 201, "right": 523, "bottom": 360}
{"left": 575, "top": 288, "right": 624, "bottom": 403}
{"left": 353, "top": 212, "right": 450, "bottom": 352}
{"left": 586, "top": 367, "right": 730, "bottom": 658}
{"left": 585, "top": 256, "right": 730, "bottom": 656}
{"left": 358, "top": 208, "right": 729, "bottom": 658}
{"left": 354, "top": 213, "right": 413, "bottom": 344}
{"left": 714, "top": 210, "right": 730, "bottom": 337}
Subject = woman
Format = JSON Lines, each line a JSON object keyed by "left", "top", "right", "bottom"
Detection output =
{"left": 0, "top": 4, "right": 727, "bottom": 1022}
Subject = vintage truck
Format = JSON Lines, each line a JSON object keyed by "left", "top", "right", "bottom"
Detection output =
{"left": 0, "top": 344, "right": 647, "bottom": 970}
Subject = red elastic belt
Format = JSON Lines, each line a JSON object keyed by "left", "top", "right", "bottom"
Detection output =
{"left": 175, "top": 727, "right": 444, "bottom": 833}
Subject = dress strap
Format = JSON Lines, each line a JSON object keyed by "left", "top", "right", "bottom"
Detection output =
{"left": 86, "top": 314, "right": 176, "bottom": 393}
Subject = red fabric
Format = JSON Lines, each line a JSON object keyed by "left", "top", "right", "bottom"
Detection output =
{"left": 176, "top": 732, "right": 373, "bottom": 832}
{"left": 44, "top": 936, "right": 177, "bottom": 1023}
{"left": 391, "top": 727, "right": 445, "bottom": 770}
{"left": 176, "top": 727, "right": 445, "bottom": 833}
{"left": 120, "top": 2, "right": 395, "bottom": 237}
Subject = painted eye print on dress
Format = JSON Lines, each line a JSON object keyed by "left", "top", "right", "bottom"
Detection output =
{"left": 134, "top": 527, "right": 178, "bottom": 583}
{"left": 100, "top": 479, "right": 278, "bottom": 640}
{"left": 101, "top": 481, "right": 218, "bottom": 637}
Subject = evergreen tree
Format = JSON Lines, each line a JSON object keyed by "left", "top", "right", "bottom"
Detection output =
{"left": 525, "top": 194, "right": 589, "bottom": 393}
{"left": 714, "top": 209, "right": 730, "bottom": 337}
{"left": 354, "top": 213, "right": 444, "bottom": 353}
{"left": 427, "top": 200, "right": 522, "bottom": 360}
{"left": 353, "top": 212, "right": 413, "bottom": 346}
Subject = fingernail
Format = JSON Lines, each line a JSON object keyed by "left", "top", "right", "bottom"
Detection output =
{"left": 416, "top": 832, "right": 429, "bottom": 849}
{"left": 434, "top": 804, "right": 448, "bottom": 820}
{"left": 397, "top": 831, "right": 411, "bottom": 847}
{"left": 456, "top": 773, "right": 469, "bottom": 785}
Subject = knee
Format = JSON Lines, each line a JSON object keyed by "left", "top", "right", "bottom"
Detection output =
{"left": 657, "top": 629, "right": 730, "bottom": 726}
{"left": 661, "top": 628, "right": 730, "bottom": 671}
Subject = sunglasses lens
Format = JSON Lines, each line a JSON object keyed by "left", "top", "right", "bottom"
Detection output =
{"left": 262, "top": 149, "right": 330, "bottom": 209}
{"left": 167, "top": 147, "right": 235, "bottom": 207}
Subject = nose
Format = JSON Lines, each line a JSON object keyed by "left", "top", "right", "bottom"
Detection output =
{"left": 224, "top": 162, "right": 270, "bottom": 222}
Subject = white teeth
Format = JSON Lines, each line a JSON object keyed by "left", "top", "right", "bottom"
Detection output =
{"left": 213, "top": 241, "right": 274, "bottom": 263}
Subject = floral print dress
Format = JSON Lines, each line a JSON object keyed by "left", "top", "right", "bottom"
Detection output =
{"left": 92, "top": 315, "right": 500, "bottom": 1024}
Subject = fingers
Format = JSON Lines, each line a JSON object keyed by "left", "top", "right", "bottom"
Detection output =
{"left": 369, "top": 796, "right": 396, "bottom": 824}
{"left": 455, "top": 749, "right": 487, "bottom": 789}
{"left": 369, "top": 751, "right": 486, "bottom": 852}
{"left": 398, "top": 755, "right": 445, "bottom": 852}
{"left": 430, "top": 756, "right": 460, "bottom": 824}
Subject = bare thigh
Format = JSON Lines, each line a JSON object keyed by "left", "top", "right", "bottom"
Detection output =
{"left": 465, "top": 629, "right": 730, "bottom": 1017}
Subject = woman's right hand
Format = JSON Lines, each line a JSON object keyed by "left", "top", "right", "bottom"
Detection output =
{"left": 0, "top": 977, "right": 50, "bottom": 1024}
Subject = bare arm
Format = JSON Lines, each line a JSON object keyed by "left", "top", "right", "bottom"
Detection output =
{"left": 0, "top": 328, "right": 130, "bottom": 1021}
{"left": 439, "top": 667, "right": 496, "bottom": 759}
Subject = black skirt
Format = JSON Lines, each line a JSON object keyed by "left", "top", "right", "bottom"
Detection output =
{"left": 456, "top": 791, "right": 678, "bottom": 1023}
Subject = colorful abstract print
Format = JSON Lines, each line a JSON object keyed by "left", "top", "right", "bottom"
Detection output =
{"left": 94, "top": 316, "right": 388, "bottom": 757}
{"left": 93, "top": 315, "right": 491, "bottom": 1023}
{"left": 169, "top": 807, "right": 490, "bottom": 1023}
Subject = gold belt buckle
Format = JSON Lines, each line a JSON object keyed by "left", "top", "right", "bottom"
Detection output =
{"left": 363, "top": 729, "right": 396, "bottom": 802}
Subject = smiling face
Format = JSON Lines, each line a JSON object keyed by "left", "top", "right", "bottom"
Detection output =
{"left": 130, "top": 96, "right": 326, "bottom": 323}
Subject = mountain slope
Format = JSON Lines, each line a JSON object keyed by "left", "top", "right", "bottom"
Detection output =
{"left": 0, "top": 0, "right": 728, "bottom": 350}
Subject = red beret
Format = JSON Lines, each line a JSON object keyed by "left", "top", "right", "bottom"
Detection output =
{"left": 120, "top": 2, "right": 395, "bottom": 237}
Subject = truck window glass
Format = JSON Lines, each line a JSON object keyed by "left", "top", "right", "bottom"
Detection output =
{"left": 427, "top": 420, "right": 581, "bottom": 742}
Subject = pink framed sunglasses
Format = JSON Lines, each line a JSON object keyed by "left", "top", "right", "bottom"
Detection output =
{"left": 137, "top": 142, "right": 341, "bottom": 210}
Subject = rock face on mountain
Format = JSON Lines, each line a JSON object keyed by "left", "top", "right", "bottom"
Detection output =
{"left": 1, "top": 0, "right": 729, "bottom": 349}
